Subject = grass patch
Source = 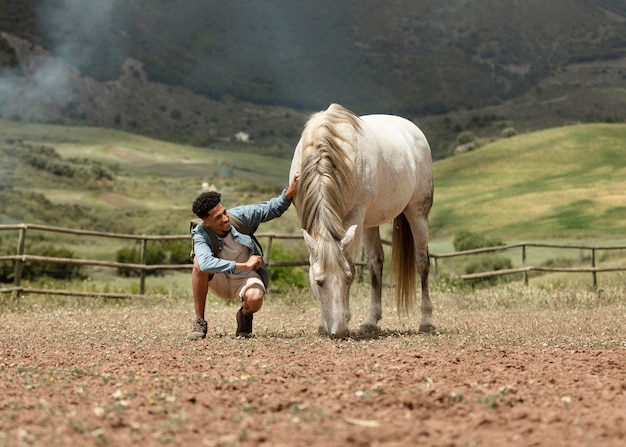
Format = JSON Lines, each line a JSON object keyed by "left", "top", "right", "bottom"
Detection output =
{"left": 432, "top": 123, "right": 626, "bottom": 240}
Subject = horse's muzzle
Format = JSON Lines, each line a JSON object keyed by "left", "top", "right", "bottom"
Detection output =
{"left": 330, "top": 323, "right": 349, "bottom": 340}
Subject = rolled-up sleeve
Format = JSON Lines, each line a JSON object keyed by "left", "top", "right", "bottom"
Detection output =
{"left": 192, "top": 228, "right": 236, "bottom": 273}
{"left": 229, "top": 189, "right": 292, "bottom": 232}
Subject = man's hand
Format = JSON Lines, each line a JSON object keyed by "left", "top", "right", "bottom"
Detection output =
{"left": 235, "top": 255, "right": 263, "bottom": 272}
{"left": 246, "top": 255, "right": 263, "bottom": 270}
{"left": 285, "top": 171, "right": 300, "bottom": 200}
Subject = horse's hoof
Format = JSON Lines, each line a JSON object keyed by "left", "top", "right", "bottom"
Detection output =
{"left": 418, "top": 324, "right": 436, "bottom": 334}
{"left": 358, "top": 323, "right": 380, "bottom": 336}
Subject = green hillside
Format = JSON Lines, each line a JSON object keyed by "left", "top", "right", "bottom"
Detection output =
{"left": 430, "top": 123, "right": 626, "bottom": 244}
{"left": 0, "top": 120, "right": 298, "bottom": 236}
{"left": 2, "top": 120, "right": 625, "bottom": 248}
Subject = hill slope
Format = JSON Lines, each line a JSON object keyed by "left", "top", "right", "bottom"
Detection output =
{"left": 0, "top": 1, "right": 625, "bottom": 160}
{"left": 0, "top": 120, "right": 298, "bottom": 235}
{"left": 430, "top": 123, "right": 626, "bottom": 242}
{"left": 1, "top": 121, "right": 625, "bottom": 246}
{"left": 3, "top": 0, "right": 624, "bottom": 114}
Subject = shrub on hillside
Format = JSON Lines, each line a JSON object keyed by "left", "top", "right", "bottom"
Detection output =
{"left": 456, "top": 131, "right": 476, "bottom": 145}
{"left": 501, "top": 127, "right": 517, "bottom": 138}
{"left": 169, "top": 240, "right": 194, "bottom": 265}
{"left": 116, "top": 243, "right": 167, "bottom": 277}
{"left": 268, "top": 244, "right": 308, "bottom": 290}
{"left": 453, "top": 231, "right": 512, "bottom": 286}
{"left": 26, "top": 245, "right": 84, "bottom": 281}
{"left": 453, "top": 230, "right": 504, "bottom": 252}
{"left": 0, "top": 243, "right": 84, "bottom": 282}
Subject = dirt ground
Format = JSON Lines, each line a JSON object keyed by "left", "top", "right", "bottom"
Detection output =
{"left": 1, "top": 291, "right": 625, "bottom": 447}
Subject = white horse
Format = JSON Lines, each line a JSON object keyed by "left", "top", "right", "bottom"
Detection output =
{"left": 289, "top": 103, "right": 434, "bottom": 339}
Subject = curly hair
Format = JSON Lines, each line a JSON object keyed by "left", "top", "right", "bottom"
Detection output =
{"left": 192, "top": 191, "right": 222, "bottom": 218}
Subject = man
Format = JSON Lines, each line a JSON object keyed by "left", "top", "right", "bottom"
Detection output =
{"left": 187, "top": 172, "right": 299, "bottom": 340}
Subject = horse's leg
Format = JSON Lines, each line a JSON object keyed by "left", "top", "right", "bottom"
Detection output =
{"left": 359, "top": 226, "right": 384, "bottom": 334}
{"left": 404, "top": 208, "right": 435, "bottom": 333}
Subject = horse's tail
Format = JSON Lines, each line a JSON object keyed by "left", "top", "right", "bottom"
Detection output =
{"left": 391, "top": 213, "right": 417, "bottom": 316}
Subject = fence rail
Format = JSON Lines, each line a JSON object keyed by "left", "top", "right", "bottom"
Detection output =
{"left": 0, "top": 223, "right": 318, "bottom": 298}
{"left": 1, "top": 223, "right": 625, "bottom": 298}
{"left": 431, "top": 242, "right": 626, "bottom": 287}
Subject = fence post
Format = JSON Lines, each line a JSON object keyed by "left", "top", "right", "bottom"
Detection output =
{"left": 522, "top": 244, "right": 528, "bottom": 286}
{"left": 140, "top": 238, "right": 147, "bottom": 294}
{"left": 264, "top": 235, "right": 274, "bottom": 265}
{"left": 12, "top": 226, "right": 27, "bottom": 298}
{"left": 591, "top": 248, "right": 597, "bottom": 289}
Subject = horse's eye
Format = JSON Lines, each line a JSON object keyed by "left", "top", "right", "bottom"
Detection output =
{"left": 316, "top": 279, "right": 325, "bottom": 288}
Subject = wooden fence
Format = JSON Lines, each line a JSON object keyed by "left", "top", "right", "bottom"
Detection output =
{"left": 0, "top": 223, "right": 307, "bottom": 299}
{"left": 432, "top": 242, "right": 626, "bottom": 288}
{"left": 0, "top": 223, "right": 624, "bottom": 298}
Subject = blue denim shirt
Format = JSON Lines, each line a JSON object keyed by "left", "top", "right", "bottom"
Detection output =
{"left": 191, "top": 188, "right": 292, "bottom": 286}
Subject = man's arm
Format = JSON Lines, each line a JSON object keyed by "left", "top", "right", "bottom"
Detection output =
{"left": 192, "top": 230, "right": 236, "bottom": 273}
{"left": 193, "top": 229, "right": 263, "bottom": 274}
{"left": 229, "top": 171, "right": 300, "bottom": 232}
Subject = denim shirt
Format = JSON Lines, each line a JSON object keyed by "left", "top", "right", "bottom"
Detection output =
{"left": 191, "top": 188, "right": 292, "bottom": 284}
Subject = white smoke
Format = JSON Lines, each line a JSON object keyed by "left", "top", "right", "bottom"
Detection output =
{"left": 43, "top": 0, "right": 118, "bottom": 71}
{"left": 0, "top": 34, "right": 80, "bottom": 118}
{"left": 0, "top": 0, "right": 123, "bottom": 119}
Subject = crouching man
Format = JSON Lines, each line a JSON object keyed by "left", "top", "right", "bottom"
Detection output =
{"left": 187, "top": 172, "right": 299, "bottom": 340}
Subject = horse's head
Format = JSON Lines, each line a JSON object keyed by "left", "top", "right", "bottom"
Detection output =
{"left": 302, "top": 225, "right": 358, "bottom": 339}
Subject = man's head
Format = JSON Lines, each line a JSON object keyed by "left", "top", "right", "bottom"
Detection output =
{"left": 192, "top": 191, "right": 221, "bottom": 219}
{"left": 192, "top": 191, "right": 231, "bottom": 237}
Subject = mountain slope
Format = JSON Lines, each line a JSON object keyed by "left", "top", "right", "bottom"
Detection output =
{"left": 0, "top": 1, "right": 625, "bottom": 159}
{"left": 33, "top": 0, "right": 625, "bottom": 113}
{"left": 1, "top": 120, "right": 624, "bottom": 245}
{"left": 430, "top": 123, "right": 626, "bottom": 241}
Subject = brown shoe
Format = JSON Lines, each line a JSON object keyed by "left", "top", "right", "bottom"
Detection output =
{"left": 187, "top": 318, "right": 208, "bottom": 340}
{"left": 235, "top": 307, "right": 253, "bottom": 337}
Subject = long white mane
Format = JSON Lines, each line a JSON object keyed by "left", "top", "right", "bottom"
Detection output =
{"left": 297, "top": 103, "right": 362, "bottom": 270}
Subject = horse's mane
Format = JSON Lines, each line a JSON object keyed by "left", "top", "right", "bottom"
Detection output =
{"left": 298, "top": 103, "right": 362, "bottom": 269}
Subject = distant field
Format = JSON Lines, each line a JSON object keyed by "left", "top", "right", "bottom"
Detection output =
{"left": 0, "top": 119, "right": 296, "bottom": 234}
{"left": 1, "top": 120, "right": 625, "bottom": 274}
{"left": 431, "top": 123, "right": 626, "bottom": 243}
{"left": 0, "top": 118, "right": 293, "bottom": 189}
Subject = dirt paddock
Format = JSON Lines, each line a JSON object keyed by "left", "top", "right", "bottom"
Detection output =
{"left": 1, "top": 284, "right": 625, "bottom": 446}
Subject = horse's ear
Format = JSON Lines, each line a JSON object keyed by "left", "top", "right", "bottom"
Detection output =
{"left": 302, "top": 229, "right": 317, "bottom": 253}
{"left": 340, "top": 225, "right": 358, "bottom": 251}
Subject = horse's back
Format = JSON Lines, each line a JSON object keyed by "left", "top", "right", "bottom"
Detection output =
{"left": 361, "top": 114, "right": 431, "bottom": 163}
{"left": 358, "top": 114, "right": 433, "bottom": 211}
{"left": 290, "top": 108, "right": 430, "bottom": 176}
{"left": 290, "top": 106, "right": 433, "bottom": 223}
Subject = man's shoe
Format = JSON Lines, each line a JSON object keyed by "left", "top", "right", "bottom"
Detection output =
{"left": 187, "top": 318, "right": 208, "bottom": 340}
{"left": 236, "top": 307, "right": 253, "bottom": 337}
